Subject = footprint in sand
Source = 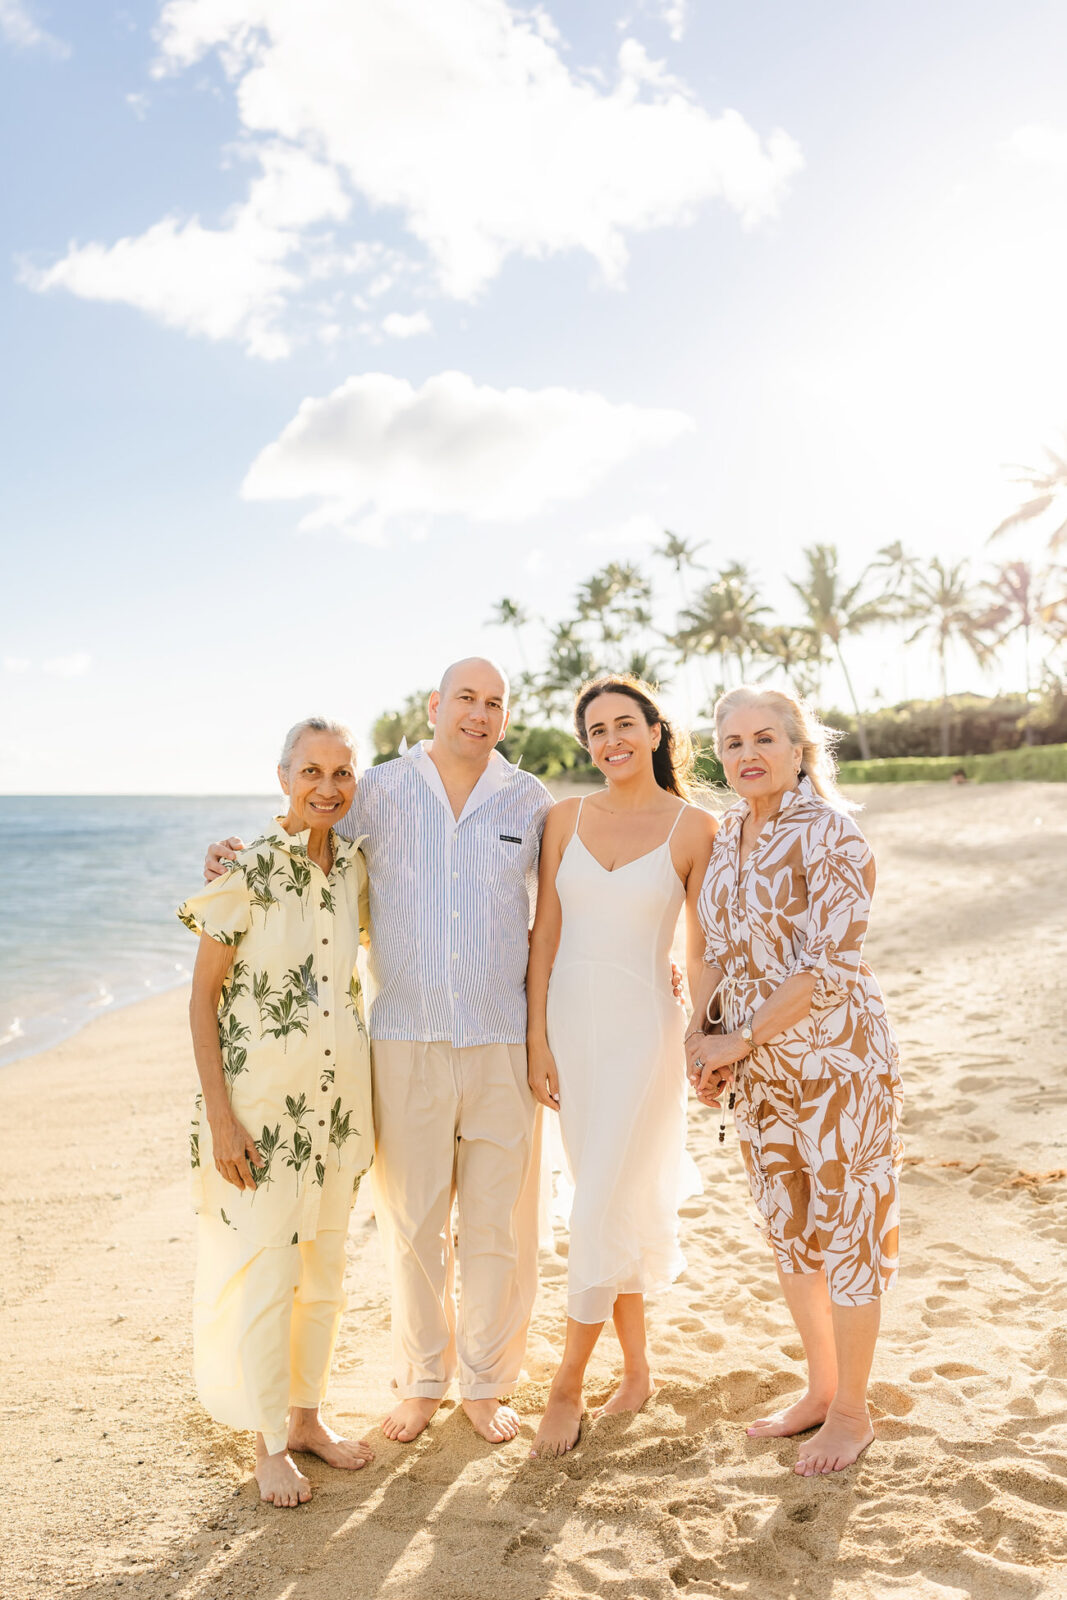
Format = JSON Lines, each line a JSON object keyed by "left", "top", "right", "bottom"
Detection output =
{"left": 933, "top": 1362, "right": 987, "bottom": 1379}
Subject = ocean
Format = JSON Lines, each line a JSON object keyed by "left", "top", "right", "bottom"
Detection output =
{"left": 0, "top": 796, "right": 282, "bottom": 1067}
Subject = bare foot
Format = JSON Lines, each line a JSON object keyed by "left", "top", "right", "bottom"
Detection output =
{"left": 591, "top": 1371, "right": 655, "bottom": 1418}
{"left": 461, "top": 1397, "right": 520, "bottom": 1443}
{"left": 746, "top": 1390, "right": 832, "bottom": 1438}
{"left": 529, "top": 1391, "right": 583, "bottom": 1459}
{"left": 288, "top": 1411, "right": 374, "bottom": 1469}
{"left": 794, "top": 1405, "right": 875, "bottom": 1476}
{"left": 381, "top": 1396, "right": 440, "bottom": 1443}
{"left": 254, "top": 1445, "right": 312, "bottom": 1508}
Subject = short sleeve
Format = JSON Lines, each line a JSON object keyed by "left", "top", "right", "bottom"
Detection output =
{"left": 789, "top": 810, "right": 874, "bottom": 1003}
{"left": 177, "top": 862, "right": 251, "bottom": 947}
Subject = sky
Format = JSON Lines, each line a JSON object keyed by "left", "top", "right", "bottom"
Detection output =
{"left": 2, "top": 0, "right": 1066, "bottom": 793}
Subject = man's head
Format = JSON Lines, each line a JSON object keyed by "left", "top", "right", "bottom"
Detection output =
{"left": 427, "top": 657, "right": 510, "bottom": 765}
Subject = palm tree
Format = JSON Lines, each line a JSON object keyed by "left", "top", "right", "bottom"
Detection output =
{"left": 753, "top": 623, "right": 825, "bottom": 701}
{"left": 656, "top": 532, "right": 707, "bottom": 605}
{"left": 673, "top": 563, "right": 770, "bottom": 695}
{"left": 487, "top": 596, "right": 531, "bottom": 669}
{"left": 990, "top": 441, "right": 1067, "bottom": 551}
{"left": 538, "top": 620, "right": 597, "bottom": 719}
{"left": 788, "top": 544, "right": 889, "bottom": 759}
{"left": 903, "top": 558, "right": 995, "bottom": 756}
{"left": 981, "top": 561, "right": 1067, "bottom": 736}
{"left": 576, "top": 562, "right": 654, "bottom": 670}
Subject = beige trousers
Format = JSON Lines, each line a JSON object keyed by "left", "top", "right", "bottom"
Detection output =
{"left": 371, "top": 1040, "right": 541, "bottom": 1400}
{"left": 193, "top": 1219, "right": 347, "bottom": 1456}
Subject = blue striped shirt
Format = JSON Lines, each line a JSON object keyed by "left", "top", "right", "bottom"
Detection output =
{"left": 337, "top": 742, "right": 553, "bottom": 1046}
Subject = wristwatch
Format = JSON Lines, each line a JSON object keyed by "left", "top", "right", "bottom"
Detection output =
{"left": 739, "top": 1017, "right": 754, "bottom": 1052}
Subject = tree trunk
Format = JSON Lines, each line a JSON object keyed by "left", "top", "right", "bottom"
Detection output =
{"left": 835, "top": 642, "right": 871, "bottom": 760}
{"left": 939, "top": 644, "right": 950, "bottom": 758}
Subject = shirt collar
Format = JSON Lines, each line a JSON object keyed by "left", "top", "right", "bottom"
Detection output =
{"left": 729, "top": 773, "right": 815, "bottom": 827}
{"left": 408, "top": 740, "right": 520, "bottom": 821}
{"left": 259, "top": 817, "right": 363, "bottom": 861}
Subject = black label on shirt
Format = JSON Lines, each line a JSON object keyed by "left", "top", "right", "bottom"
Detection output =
{"left": 499, "top": 834, "right": 522, "bottom": 844}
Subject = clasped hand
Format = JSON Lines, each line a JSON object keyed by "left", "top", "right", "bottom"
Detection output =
{"left": 209, "top": 1111, "right": 264, "bottom": 1190}
{"left": 685, "top": 1031, "right": 737, "bottom": 1111}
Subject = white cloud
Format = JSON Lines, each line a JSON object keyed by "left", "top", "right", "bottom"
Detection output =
{"left": 0, "top": 0, "right": 69, "bottom": 55}
{"left": 381, "top": 310, "right": 432, "bottom": 339}
{"left": 241, "top": 369, "right": 693, "bottom": 538}
{"left": 23, "top": 0, "right": 798, "bottom": 354}
{"left": 3, "top": 657, "right": 31, "bottom": 673}
{"left": 1006, "top": 124, "right": 1067, "bottom": 168}
{"left": 151, "top": 1, "right": 801, "bottom": 300}
{"left": 43, "top": 652, "right": 92, "bottom": 677}
{"left": 22, "top": 142, "right": 350, "bottom": 358}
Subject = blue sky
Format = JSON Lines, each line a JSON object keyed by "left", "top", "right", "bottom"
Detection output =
{"left": 2, "top": 0, "right": 1066, "bottom": 793}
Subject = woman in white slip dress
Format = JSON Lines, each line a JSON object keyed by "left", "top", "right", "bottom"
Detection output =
{"left": 526, "top": 675, "right": 717, "bottom": 1458}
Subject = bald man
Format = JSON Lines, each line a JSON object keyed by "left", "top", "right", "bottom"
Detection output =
{"left": 207, "top": 659, "right": 552, "bottom": 1445}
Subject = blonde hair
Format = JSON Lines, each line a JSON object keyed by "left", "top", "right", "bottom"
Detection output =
{"left": 712, "top": 686, "right": 856, "bottom": 812}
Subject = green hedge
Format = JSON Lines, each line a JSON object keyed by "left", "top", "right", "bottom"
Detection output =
{"left": 838, "top": 744, "right": 1067, "bottom": 784}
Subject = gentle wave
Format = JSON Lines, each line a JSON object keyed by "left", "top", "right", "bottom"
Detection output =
{"left": 0, "top": 795, "right": 277, "bottom": 1068}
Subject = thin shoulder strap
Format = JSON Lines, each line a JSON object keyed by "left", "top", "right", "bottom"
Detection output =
{"left": 665, "top": 801, "right": 687, "bottom": 843}
{"left": 573, "top": 794, "right": 586, "bottom": 841}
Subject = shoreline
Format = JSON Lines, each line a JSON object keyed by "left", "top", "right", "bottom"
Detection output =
{"left": 2, "top": 783, "right": 1066, "bottom": 1600}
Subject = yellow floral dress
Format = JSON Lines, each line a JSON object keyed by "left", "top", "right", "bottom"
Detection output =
{"left": 697, "top": 779, "right": 903, "bottom": 1305}
{"left": 178, "top": 821, "right": 373, "bottom": 1249}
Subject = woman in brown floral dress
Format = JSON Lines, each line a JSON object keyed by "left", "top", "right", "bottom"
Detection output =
{"left": 687, "top": 686, "right": 902, "bottom": 1477}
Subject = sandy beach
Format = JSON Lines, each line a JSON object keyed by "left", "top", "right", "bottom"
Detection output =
{"left": 3, "top": 780, "right": 1066, "bottom": 1600}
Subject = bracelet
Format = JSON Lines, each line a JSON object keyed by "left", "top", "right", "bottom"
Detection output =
{"left": 683, "top": 1028, "right": 705, "bottom": 1043}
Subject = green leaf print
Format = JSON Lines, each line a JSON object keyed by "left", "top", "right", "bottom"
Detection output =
{"left": 285, "top": 955, "right": 318, "bottom": 1009}
{"left": 329, "top": 1096, "right": 358, "bottom": 1168}
{"left": 346, "top": 973, "right": 367, "bottom": 1035}
{"left": 224, "top": 959, "right": 249, "bottom": 1005}
{"left": 285, "top": 1092, "right": 309, "bottom": 1124}
{"left": 246, "top": 851, "right": 281, "bottom": 921}
{"left": 314, "top": 1156, "right": 325, "bottom": 1187}
{"left": 218, "top": 1011, "right": 251, "bottom": 1082}
{"left": 332, "top": 853, "right": 351, "bottom": 880}
{"left": 286, "top": 1126, "right": 313, "bottom": 1187}
{"left": 252, "top": 969, "right": 276, "bottom": 1034}
{"left": 251, "top": 1122, "right": 289, "bottom": 1192}
{"left": 190, "top": 1127, "right": 200, "bottom": 1169}
{"left": 319, "top": 886, "right": 335, "bottom": 914}
{"left": 284, "top": 856, "right": 312, "bottom": 913}
{"left": 320, "top": 1066, "right": 335, "bottom": 1093}
{"left": 220, "top": 1208, "right": 237, "bottom": 1230}
{"left": 263, "top": 990, "right": 309, "bottom": 1049}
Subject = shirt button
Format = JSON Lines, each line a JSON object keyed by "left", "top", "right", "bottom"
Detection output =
{"left": 453, "top": 911, "right": 459, "bottom": 919}
{"left": 324, "top": 1049, "right": 331, "bottom": 1056}
{"left": 318, "top": 1119, "right": 326, "bottom": 1127}
{"left": 323, "top": 1010, "right": 330, "bottom": 1018}
{"left": 453, "top": 871, "right": 458, "bottom": 879}
{"left": 453, "top": 991, "right": 459, "bottom": 999}
{"left": 322, "top": 975, "right": 329, "bottom": 983}
{"left": 322, "top": 937, "right": 329, "bottom": 945}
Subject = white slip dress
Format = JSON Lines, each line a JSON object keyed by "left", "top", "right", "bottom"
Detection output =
{"left": 546, "top": 797, "right": 702, "bottom": 1324}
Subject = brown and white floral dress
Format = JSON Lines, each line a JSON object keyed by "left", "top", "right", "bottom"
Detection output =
{"left": 697, "top": 778, "right": 902, "bottom": 1305}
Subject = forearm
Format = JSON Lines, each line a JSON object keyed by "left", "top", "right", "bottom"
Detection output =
{"left": 189, "top": 997, "right": 230, "bottom": 1120}
{"left": 525, "top": 930, "right": 558, "bottom": 1046}
{"left": 686, "top": 960, "right": 723, "bottom": 1039}
{"left": 750, "top": 970, "right": 817, "bottom": 1043}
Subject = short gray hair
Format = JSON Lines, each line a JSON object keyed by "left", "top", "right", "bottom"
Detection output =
{"left": 278, "top": 717, "right": 357, "bottom": 774}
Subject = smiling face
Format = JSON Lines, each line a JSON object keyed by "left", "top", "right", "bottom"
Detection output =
{"left": 428, "top": 657, "right": 510, "bottom": 764}
{"left": 718, "top": 703, "right": 801, "bottom": 805}
{"left": 278, "top": 730, "right": 357, "bottom": 832}
{"left": 583, "top": 691, "right": 659, "bottom": 783}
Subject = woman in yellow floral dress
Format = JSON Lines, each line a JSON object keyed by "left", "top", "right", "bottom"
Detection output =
{"left": 686, "top": 687, "right": 902, "bottom": 1478}
{"left": 179, "top": 718, "right": 374, "bottom": 1507}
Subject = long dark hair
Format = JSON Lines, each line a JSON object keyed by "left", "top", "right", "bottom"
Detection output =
{"left": 573, "top": 674, "right": 695, "bottom": 800}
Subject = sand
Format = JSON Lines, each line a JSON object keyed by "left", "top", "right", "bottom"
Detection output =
{"left": 2, "top": 781, "right": 1067, "bottom": 1600}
